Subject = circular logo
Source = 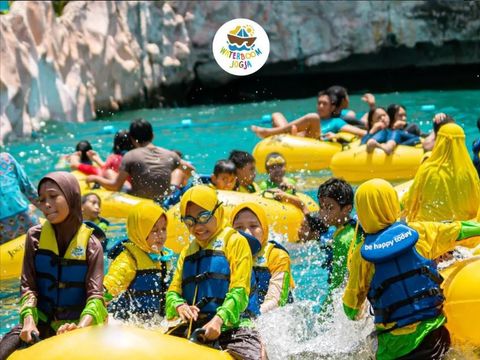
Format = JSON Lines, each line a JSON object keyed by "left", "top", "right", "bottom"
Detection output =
{"left": 212, "top": 18, "right": 270, "bottom": 76}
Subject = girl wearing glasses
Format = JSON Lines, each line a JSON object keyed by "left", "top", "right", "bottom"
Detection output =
{"left": 166, "top": 185, "right": 266, "bottom": 360}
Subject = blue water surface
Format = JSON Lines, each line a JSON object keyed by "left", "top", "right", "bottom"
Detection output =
{"left": 1, "top": 89, "right": 479, "bottom": 338}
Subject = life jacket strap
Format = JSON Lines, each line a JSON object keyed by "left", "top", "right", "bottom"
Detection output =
{"left": 195, "top": 296, "right": 225, "bottom": 309}
{"left": 184, "top": 249, "right": 225, "bottom": 263}
{"left": 371, "top": 266, "right": 444, "bottom": 302}
{"left": 374, "top": 288, "right": 444, "bottom": 323}
{"left": 183, "top": 272, "right": 230, "bottom": 286}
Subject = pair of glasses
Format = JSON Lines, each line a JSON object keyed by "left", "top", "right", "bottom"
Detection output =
{"left": 181, "top": 202, "right": 222, "bottom": 227}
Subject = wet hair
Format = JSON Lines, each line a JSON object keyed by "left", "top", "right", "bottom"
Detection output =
{"left": 386, "top": 104, "right": 406, "bottom": 128}
{"left": 213, "top": 159, "right": 236, "bottom": 176}
{"left": 317, "top": 178, "right": 353, "bottom": 208}
{"left": 112, "top": 130, "right": 133, "bottom": 155}
{"left": 228, "top": 150, "right": 255, "bottom": 169}
{"left": 75, "top": 140, "right": 93, "bottom": 163}
{"left": 81, "top": 192, "right": 101, "bottom": 206}
{"left": 265, "top": 152, "right": 286, "bottom": 169}
{"left": 129, "top": 118, "right": 153, "bottom": 144}
{"left": 367, "top": 107, "right": 386, "bottom": 130}
{"left": 433, "top": 114, "right": 455, "bottom": 134}
{"left": 173, "top": 150, "right": 183, "bottom": 158}
{"left": 317, "top": 90, "right": 338, "bottom": 117}
{"left": 326, "top": 85, "right": 348, "bottom": 116}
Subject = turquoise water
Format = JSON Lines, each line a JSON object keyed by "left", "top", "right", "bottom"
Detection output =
{"left": 1, "top": 89, "right": 479, "bottom": 357}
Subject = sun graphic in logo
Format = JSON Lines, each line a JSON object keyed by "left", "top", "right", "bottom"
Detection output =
{"left": 227, "top": 25, "right": 257, "bottom": 48}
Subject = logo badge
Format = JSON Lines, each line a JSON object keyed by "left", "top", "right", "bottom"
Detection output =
{"left": 71, "top": 246, "right": 85, "bottom": 258}
{"left": 212, "top": 18, "right": 270, "bottom": 76}
{"left": 213, "top": 240, "right": 223, "bottom": 249}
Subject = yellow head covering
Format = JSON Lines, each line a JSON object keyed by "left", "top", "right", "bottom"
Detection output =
{"left": 180, "top": 185, "right": 225, "bottom": 227}
{"left": 230, "top": 202, "right": 269, "bottom": 245}
{"left": 404, "top": 123, "right": 480, "bottom": 222}
{"left": 127, "top": 203, "right": 166, "bottom": 252}
{"left": 355, "top": 179, "right": 400, "bottom": 234}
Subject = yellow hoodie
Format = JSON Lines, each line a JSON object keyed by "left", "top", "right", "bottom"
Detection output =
{"left": 404, "top": 123, "right": 480, "bottom": 222}
{"left": 344, "top": 179, "right": 473, "bottom": 360}
{"left": 166, "top": 186, "right": 252, "bottom": 330}
{"left": 230, "top": 202, "right": 294, "bottom": 313}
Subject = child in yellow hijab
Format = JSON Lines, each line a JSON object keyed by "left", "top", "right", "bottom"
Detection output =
{"left": 104, "top": 203, "right": 173, "bottom": 319}
{"left": 231, "top": 202, "right": 294, "bottom": 316}
{"left": 404, "top": 123, "right": 480, "bottom": 222}
{"left": 166, "top": 185, "right": 266, "bottom": 360}
{"left": 344, "top": 178, "right": 480, "bottom": 360}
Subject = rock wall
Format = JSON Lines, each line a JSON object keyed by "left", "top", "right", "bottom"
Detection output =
{"left": 1, "top": 0, "right": 479, "bottom": 144}
{"left": 0, "top": 1, "right": 193, "bottom": 144}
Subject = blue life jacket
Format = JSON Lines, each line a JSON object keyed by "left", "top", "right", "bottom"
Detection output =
{"left": 181, "top": 228, "right": 233, "bottom": 320}
{"left": 34, "top": 223, "right": 91, "bottom": 323}
{"left": 244, "top": 240, "right": 290, "bottom": 318}
{"left": 361, "top": 222, "right": 444, "bottom": 328}
{"left": 111, "top": 243, "right": 169, "bottom": 319}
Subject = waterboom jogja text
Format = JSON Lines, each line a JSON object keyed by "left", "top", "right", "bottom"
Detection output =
{"left": 220, "top": 47, "right": 263, "bottom": 69}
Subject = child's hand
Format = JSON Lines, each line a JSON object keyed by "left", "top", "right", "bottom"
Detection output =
{"left": 433, "top": 113, "right": 447, "bottom": 124}
{"left": 56, "top": 322, "right": 79, "bottom": 335}
{"left": 271, "top": 189, "right": 286, "bottom": 201}
{"left": 361, "top": 93, "right": 376, "bottom": 109}
{"left": 392, "top": 120, "right": 407, "bottom": 130}
{"left": 176, "top": 303, "right": 199, "bottom": 322}
{"left": 321, "top": 132, "right": 337, "bottom": 141}
{"left": 202, "top": 315, "right": 223, "bottom": 341}
{"left": 370, "top": 122, "right": 385, "bottom": 133}
{"left": 279, "top": 181, "right": 295, "bottom": 192}
{"left": 20, "top": 316, "right": 39, "bottom": 343}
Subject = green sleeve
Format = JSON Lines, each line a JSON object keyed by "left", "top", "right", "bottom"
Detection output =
{"left": 19, "top": 294, "right": 38, "bottom": 324}
{"left": 458, "top": 221, "right": 480, "bottom": 240}
{"left": 278, "top": 271, "right": 291, "bottom": 307}
{"left": 259, "top": 180, "right": 267, "bottom": 190}
{"left": 165, "top": 291, "right": 186, "bottom": 320}
{"left": 343, "top": 303, "right": 359, "bottom": 320}
{"left": 216, "top": 287, "right": 249, "bottom": 329}
{"left": 80, "top": 298, "right": 108, "bottom": 325}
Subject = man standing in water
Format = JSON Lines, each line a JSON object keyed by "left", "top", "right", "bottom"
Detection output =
{"left": 87, "top": 118, "right": 194, "bottom": 202}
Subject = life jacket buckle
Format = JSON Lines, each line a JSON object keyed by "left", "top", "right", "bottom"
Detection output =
{"left": 58, "top": 282, "right": 67, "bottom": 289}
{"left": 428, "top": 288, "right": 441, "bottom": 296}
{"left": 195, "top": 272, "right": 208, "bottom": 282}
{"left": 419, "top": 266, "right": 429, "bottom": 274}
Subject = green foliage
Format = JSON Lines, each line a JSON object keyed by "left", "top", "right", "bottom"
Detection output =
{"left": 1, "top": 1, "right": 69, "bottom": 16}
{"left": 52, "top": 0, "right": 69, "bottom": 16}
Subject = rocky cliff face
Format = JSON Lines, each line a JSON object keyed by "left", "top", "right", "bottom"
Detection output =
{"left": 1, "top": 0, "right": 479, "bottom": 144}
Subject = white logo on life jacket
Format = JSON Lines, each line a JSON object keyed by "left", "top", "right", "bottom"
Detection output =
{"left": 393, "top": 230, "right": 412, "bottom": 243}
{"left": 71, "top": 246, "right": 85, "bottom": 257}
{"left": 213, "top": 240, "right": 223, "bottom": 249}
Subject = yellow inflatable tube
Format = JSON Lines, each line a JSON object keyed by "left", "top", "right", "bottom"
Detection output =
{"left": 166, "top": 190, "right": 318, "bottom": 253}
{"left": 72, "top": 171, "right": 156, "bottom": 219}
{"left": 72, "top": 171, "right": 318, "bottom": 254}
{"left": 0, "top": 219, "right": 45, "bottom": 282}
{"left": 253, "top": 134, "right": 342, "bottom": 173}
{"left": 0, "top": 234, "right": 26, "bottom": 281}
{"left": 9, "top": 325, "right": 233, "bottom": 360}
{"left": 440, "top": 256, "right": 480, "bottom": 346}
{"left": 330, "top": 145, "right": 424, "bottom": 183}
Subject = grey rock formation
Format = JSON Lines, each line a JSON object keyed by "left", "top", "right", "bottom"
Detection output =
{"left": 1, "top": 0, "right": 478, "bottom": 143}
